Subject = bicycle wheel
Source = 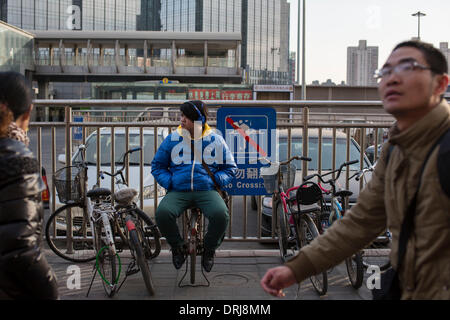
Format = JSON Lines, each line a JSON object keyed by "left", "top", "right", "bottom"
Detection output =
{"left": 94, "top": 222, "right": 119, "bottom": 298}
{"left": 189, "top": 216, "right": 198, "bottom": 284}
{"left": 45, "top": 203, "right": 96, "bottom": 262}
{"left": 133, "top": 207, "right": 162, "bottom": 259}
{"left": 275, "top": 200, "right": 290, "bottom": 262}
{"left": 298, "top": 215, "right": 328, "bottom": 296}
{"left": 345, "top": 252, "right": 364, "bottom": 289}
{"left": 129, "top": 228, "right": 155, "bottom": 296}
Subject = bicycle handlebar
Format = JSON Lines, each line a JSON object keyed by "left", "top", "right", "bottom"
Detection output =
{"left": 255, "top": 155, "right": 311, "bottom": 166}
{"left": 349, "top": 166, "right": 374, "bottom": 181}
{"left": 99, "top": 147, "right": 142, "bottom": 183}
{"left": 304, "top": 159, "right": 358, "bottom": 185}
{"left": 281, "top": 155, "right": 312, "bottom": 165}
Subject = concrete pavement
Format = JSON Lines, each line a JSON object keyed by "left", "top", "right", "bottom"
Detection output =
{"left": 46, "top": 244, "right": 372, "bottom": 301}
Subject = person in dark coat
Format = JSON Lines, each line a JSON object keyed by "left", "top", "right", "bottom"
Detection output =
{"left": 0, "top": 71, "right": 58, "bottom": 300}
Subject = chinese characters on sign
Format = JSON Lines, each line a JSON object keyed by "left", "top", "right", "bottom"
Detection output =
{"left": 235, "top": 168, "right": 260, "bottom": 180}
{"left": 189, "top": 89, "right": 252, "bottom": 101}
{"left": 217, "top": 108, "right": 277, "bottom": 196}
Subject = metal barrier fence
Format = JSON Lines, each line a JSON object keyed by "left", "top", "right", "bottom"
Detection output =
{"left": 30, "top": 100, "right": 392, "bottom": 243}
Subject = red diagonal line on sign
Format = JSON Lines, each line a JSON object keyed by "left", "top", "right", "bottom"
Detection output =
{"left": 226, "top": 117, "right": 267, "bottom": 158}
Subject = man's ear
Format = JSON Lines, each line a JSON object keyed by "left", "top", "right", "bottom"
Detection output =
{"left": 435, "top": 73, "right": 449, "bottom": 96}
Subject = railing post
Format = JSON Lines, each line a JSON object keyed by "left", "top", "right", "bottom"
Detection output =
{"left": 65, "top": 106, "right": 74, "bottom": 254}
{"left": 302, "top": 107, "right": 309, "bottom": 178}
{"left": 374, "top": 128, "right": 379, "bottom": 162}
{"left": 359, "top": 127, "right": 366, "bottom": 191}
{"left": 51, "top": 127, "right": 56, "bottom": 213}
{"left": 345, "top": 127, "right": 351, "bottom": 191}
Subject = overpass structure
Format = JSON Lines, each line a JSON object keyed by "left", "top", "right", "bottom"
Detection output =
{"left": 32, "top": 30, "right": 242, "bottom": 84}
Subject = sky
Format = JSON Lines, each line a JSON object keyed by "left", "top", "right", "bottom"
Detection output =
{"left": 286, "top": 0, "right": 450, "bottom": 84}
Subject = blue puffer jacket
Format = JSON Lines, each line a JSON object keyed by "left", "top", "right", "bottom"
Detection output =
{"left": 151, "top": 124, "right": 237, "bottom": 192}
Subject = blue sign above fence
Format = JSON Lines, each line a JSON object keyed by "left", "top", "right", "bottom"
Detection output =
{"left": 73, "top": 116, "right": 83, "bottom": 141}
{"left": 217, "top": 107, "right": 276, "bottom": 196}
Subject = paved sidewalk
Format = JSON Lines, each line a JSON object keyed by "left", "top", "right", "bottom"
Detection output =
{"left": 46, "top": 247, "right": 372, "bottom": 300}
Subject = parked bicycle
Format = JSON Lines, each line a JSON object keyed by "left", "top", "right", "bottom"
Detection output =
{"left": 45, "top": 145, "right": 161, "bottom": 297}
{"left": 260, "top": 155, "right": 329, "bottom": 296}
{"left": 350, "top": 166, "right": 392, "bottom": 272}
{"left": 178, "top": 207, "right": 210, "bottom": 287}
{"left": 304, "top": 160, "right": 365, "bottom": 289}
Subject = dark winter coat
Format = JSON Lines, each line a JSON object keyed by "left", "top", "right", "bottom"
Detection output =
{"left": 0, "top": 137, "right": 58, "bottom": 299}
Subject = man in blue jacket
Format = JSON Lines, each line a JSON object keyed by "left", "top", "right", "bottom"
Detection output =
{"left": 151, "top": 100, "right": 237, "bottom": 272}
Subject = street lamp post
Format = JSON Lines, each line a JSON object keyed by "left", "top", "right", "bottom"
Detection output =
{"left": 297, "top": 0, "right": 301, "bottom": 86}
{"left": 301, "top": 0, "right": 306, "bottom": 100}
{"left": 412, "top": 11, "right": 426, "bottom": 40}
{"left": 297, "top": 0, "right": 306, "bottom": 99}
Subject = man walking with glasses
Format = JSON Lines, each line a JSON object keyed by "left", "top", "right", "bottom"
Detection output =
{"left": 261, "top": 40, "right": 450, "bottom": 300}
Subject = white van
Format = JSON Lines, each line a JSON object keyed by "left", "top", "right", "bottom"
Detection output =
{"left": 57, "top": 127, "right": 167, "bottom": 217}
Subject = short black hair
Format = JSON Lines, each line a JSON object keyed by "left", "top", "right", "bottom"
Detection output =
{"left": 180, "top": 100, "right": 208, "bottom": 123}
{"left": 393, "top": 40, "right": 448, "bottom": 75}
{"left": 0, "top": 71, "right": 33, "bottom": 120}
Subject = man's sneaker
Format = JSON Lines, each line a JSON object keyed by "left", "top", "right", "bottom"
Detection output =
{"left": 172, "top": 245, "right": 186, "bottom": 269}
{"left": 201, "top": 249, "right": 215, "bottom": 272}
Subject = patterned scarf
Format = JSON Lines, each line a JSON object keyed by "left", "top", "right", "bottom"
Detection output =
{"left": 7, "top": 122, "right": 30, "bottom": 146}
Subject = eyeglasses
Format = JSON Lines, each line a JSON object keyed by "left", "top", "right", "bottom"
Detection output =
{"left": 374, "top": 60, "right": 433, "bottom": 82}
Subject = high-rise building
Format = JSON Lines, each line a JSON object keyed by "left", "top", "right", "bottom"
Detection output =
{"left": 347, "top": 40, "right": 378, "bottom": 87}
{"left": 159, "top": 0, "right": 291, "bottom": 84}
{"left": 289, "top": 52, "right": 296, "bottom": 85}
{"left": 0, "top": 0, "right": 290, "bottom": 84}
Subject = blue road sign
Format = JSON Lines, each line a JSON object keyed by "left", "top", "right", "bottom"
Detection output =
{"left": 217, "top": 107, "right": 276, "bottom": 196}
{"left": 73, "top": 116, "right": 83, "bottom": 141}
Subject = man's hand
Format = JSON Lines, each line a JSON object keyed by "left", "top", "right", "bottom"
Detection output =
{"left": 260, "top": 266, "right": 297, "bottom": 297}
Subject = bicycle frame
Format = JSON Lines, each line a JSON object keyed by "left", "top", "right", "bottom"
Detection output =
{"left": 60, "top": 145, "right": 118, "bottom": 279}
{"left": 277, "top": 185, "right": 301, "bottom": 215}
{"left": 187, "top": 208, "right": 203, "bottom": 257}
{"left": 329, "top": 197, "right": 343, "bottom": 225}
{"left": 178, "top": 207, "right": 210, "bottom": 288}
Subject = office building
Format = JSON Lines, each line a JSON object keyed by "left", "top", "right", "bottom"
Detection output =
{"left": 159, "top": 0, "right": 291, "bottom": 84}
{"left": 347, "top": 40, "right": 378, "bottom": 87}
{"left": 0, "top": 0, "right": 290, "bottom": 84}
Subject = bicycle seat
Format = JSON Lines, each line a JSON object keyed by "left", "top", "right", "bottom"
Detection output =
{"left": 335, "top": 190, "right": 353, "bottom": 198}
{"left": 296, "top": 181, "right": 325, "bottom": 214}
{"left": 87, "top": 187, "right": 111, "bottom": 199}
{"left": 296, "top": 181, "right": 324, "bottom": 205}
{"left": 292, "top": 203, "right": 322, "bottom": 214}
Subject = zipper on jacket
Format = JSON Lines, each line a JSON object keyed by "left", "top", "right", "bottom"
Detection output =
{"left": 191, "top": 148, "right": 196, "bottom": 191}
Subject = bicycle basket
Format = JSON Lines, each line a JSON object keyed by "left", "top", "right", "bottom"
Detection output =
{"left": 53, "top": 166, "right": 85, "bottom": 204}
{"left": 280, "top": 163, "right": 297, "bottom": 191}
{"left": 261, "top": 164, "right": 279, "bottom": 194}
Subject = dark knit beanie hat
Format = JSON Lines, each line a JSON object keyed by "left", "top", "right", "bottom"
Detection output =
{"left": 180, "top": 100, "right": 207, "bottom": 123}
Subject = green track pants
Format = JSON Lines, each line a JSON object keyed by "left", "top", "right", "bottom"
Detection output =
{"left": 155, "top": 190, "right": 229, "bottom": 251}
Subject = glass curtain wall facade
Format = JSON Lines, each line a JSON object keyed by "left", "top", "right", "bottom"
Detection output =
{"left": 0, "top": 0, "right": 157, "bottom": 31}
{"left": 0, "top": 0, "right": 291, "bottom": 84}
{"left": 159, "top": 0, "right": 289, "bottom": 84}
{"left": 0, "top": 21, "right": 33, "bottom": 73}
{"left": 161, "top": 0, "right": 197, "bottom": 32}
{"left": 243, "top": 0, "right": 290, "bottom": 84}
